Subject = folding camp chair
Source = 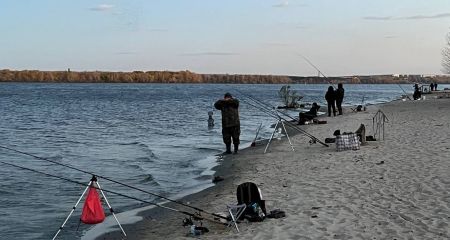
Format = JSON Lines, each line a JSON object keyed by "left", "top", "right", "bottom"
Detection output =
{"left": 226, "top": 203, "right": 246, "bottom": 232}
{"left": 227, "top": 182, "right": 267, "bottom": 232}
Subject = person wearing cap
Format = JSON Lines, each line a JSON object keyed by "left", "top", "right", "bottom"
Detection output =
{"left": 214, "top": 93, "right": 240, "bottom": 154}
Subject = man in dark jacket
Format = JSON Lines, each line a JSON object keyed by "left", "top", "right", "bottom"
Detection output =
{"left": 335, "top": 83, "right": 345, "bottom": 115}
{"left": 325, "top": 86, "right": 336, "bottom": 117}
{"left": 214, "top": 93, "right": 240, "bottom": 154}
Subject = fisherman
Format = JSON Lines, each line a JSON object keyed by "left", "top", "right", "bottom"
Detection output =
{"left": 335, "top": 83, "right": 345, "bottom": 115}
{"left": 430, "top": 83, "right": 434, "bottom": 91}
{"left": 298, "top": 102, "right": 320, "bottom": 125}
{"left": 325, "top": 86, "right": 336, "bottom": 117}
{"left": 214, "top": 93, "right": 240, "bottom": 154}
{"left": 413, "top": 83, "right": 421, "bottom": 100}
{"left": 207, "top": 111, "right": 214, "bottom": 128}
{"left": 434, "top": 83, "right": 438, "bottom": 91}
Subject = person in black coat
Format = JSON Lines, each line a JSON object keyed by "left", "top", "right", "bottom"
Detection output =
{"left": 214, "top": 93, "right": 240, "bottom": 154}
{"left": 325, "top": 86, "right": 336, "bottom": 117}
{"left": 298, "top": 102, "right": 320, "bottom": 125}
{"left": 335, "top": 83, "right": 345, "bottom": 115}
{"left": 413, "top": 84, "right": 421, "bottom": 100}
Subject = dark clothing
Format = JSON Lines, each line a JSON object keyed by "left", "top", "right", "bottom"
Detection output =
{"left": 434, "top": 83, "right": 438, "bottom": 91}
{"left": 215, "top": 98, "right": 240, "bottom": 152}
{"left": 214, "top": 99, "right": 240, "bottom": 128}
{"left": 325, "top": 89, "right": 336, "bottom": 117}
{"left": 413, "top": 84, "right": 421, "bottom": 100}
{"left": 335, "top": 87, "right": 344, "bottom": 115}
{"left": 413, "top": 89, "right": 421, "bottom": 100}
{"left": 222, "top": 126, "right": 240, "bottom": 145}
{"left": 299, "top": 104, "right": 320, "bottom": 124}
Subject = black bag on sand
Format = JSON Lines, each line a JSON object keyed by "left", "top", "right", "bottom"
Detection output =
{"left": 267, "top": 209, "right": 286, "bottom": 219}
{"left": 242, "top": 202, "right": 265, "bottom": 222}
{"left": 325, "top": 138, "right": 335, "bottom": 143}
{"left": 366, "top": 135, "right": 376, "bottom": 141}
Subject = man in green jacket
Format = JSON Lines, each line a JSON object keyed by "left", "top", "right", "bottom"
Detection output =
{"left": 214, "top": 92, "right": 240, "bottom": 154}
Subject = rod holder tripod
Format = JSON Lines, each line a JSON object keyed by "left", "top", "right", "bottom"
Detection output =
{"left": 52, "top": 175, "right": 126, "bottom": 240}
{"left": 264, "top": 115, "right": 295, "bottom": 154}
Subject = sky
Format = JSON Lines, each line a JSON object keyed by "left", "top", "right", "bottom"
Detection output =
{"left": 0, "top": 0, "right": 450, "bottom": 76}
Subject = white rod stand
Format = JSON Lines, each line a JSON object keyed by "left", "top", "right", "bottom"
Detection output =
{"left": 264, "top": 117, "right": 295, "bottom": 154}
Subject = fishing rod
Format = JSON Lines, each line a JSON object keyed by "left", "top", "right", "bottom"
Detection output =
{"left": 233, "top": 90, "right": 326, "bottom": 144}
{"left": 397, "top": 84, "right": 412, "bottom": 100}
{"left": 233, "top": 90, "right": 291, "bottom": 121}
{"left": 298, "top": 53, "right": 329, "bottom": 78}
{"left": 232, "top": 91, "right": 328, "bottom": 147}
{"left": 0, "top": 161, "right": 217, "bottom": 223}
{"left": 234, "top": 89, "right": 297, "bottom": 121}
{"left": 297, "top": 53, "right": 336, "bottom": 87}
{"left": 0, "top": 145, "right": 228, "bottom": 221}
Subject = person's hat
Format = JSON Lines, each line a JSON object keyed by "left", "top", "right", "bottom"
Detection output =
{"left": 224, "top": 92, "right": 232, "bottom": 98}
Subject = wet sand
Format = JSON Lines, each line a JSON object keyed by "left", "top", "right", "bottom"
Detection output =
{"left": 95, "top": 96, "right": 450, "bottom": 240}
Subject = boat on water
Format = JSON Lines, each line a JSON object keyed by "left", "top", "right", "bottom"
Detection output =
{"left": 277, "top": 85, "right": 303, "bottom": 109}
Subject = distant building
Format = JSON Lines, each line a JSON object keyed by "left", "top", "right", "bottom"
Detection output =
{"left": 421, "top": 74, "right": 436, "bottom": 78}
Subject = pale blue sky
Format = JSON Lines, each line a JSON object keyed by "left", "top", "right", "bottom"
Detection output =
{"left": 1, "top": 0, "right": 449, "bottom": 75}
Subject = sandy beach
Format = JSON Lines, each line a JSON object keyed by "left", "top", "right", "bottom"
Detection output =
{"left": 96, "top": 95, "right": 450, "bottom": 240}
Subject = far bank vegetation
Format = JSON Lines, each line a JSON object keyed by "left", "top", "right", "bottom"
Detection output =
{"left": 1, "top": 69, "right": 449, "bottom": 84}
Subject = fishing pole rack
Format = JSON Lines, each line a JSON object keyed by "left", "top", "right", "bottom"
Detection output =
{"left": 234, "top": 89, "right": 329, "bottom": 151}
{"left": 52, "top": 175, "right": 126, "bottom": 240}
{"left": 264, "top": 112, "right": 295, "bottom": 153}
{"left": 373, "top": 110, "right": 389, "bottom": 141}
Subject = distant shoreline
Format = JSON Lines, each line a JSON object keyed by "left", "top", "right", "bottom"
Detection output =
{"left": 1, "top": 69, "right": 450, "bottom": 84}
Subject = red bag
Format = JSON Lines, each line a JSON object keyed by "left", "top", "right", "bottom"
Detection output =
{"left": 80, "top": 186, "right": 105, "bottom": 224}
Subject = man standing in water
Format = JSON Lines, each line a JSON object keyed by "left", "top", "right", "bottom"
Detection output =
{"left": 335, "top": 83, "right": 345, "bottom": 115}
{"left": 214, "top": 93, "right": 240, "bottom": 154}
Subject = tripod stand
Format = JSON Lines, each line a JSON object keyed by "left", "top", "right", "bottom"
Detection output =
{"left": 264, "top": 114, "right": 295, "bottom": 154}
{"left": 52, "top": 175, "right": 126, "bottom": 239}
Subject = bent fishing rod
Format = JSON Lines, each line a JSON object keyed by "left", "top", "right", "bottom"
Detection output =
{"left": 0, "top": 161, "right": 219, "bottom": 223}
{"left": 0, "top": 145, "right": 228, "bottom": 221}
{"left": 233, "top": 91, "right": 328, "bottom": 147}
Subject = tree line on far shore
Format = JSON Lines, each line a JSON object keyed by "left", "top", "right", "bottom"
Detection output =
{"left": 1, "top": 69, "right": 449, "bottom": 84}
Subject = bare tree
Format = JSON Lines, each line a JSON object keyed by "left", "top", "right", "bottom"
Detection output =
{"left": 443, "top": 32, "right": 450, "bottom": 74}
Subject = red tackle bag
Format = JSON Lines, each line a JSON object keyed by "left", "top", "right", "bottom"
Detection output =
{"left": 80, "top": 186, "right": 105, "bottom": 224}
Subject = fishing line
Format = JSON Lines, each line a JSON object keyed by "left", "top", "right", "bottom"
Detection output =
{"left": 0, "top": 145, "right": 228, "bottom": 221}
{"left": 0, "top": 160, "right": 218, "bottom": 223}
